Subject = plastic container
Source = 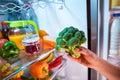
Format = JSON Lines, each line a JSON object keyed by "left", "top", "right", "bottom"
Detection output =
{"left": 109, "top": 13, "right": 120, "bottom": 56}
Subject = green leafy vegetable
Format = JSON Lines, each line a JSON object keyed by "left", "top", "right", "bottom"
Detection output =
{"left": 55, "top": 26, "right": 86, "bottom": 58}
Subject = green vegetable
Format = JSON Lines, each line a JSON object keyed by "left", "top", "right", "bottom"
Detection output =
{"left": 54, "top": 78, "right": 59, "bottom": 80}
{"left": 21, "top": 76, "right": 33, "bottom": 80}
{"left": 0, "top": 41, "right": 20, "bottom": 60}
{"left": 55, "top": 26, "right": 86, "bottom": 58}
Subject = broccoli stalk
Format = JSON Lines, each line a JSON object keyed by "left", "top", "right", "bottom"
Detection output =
{"left": 67, "top": 37, "right": 81, "bottom": 58}
{"left": 55, "top": 26, "right": 86, "bottom": 58}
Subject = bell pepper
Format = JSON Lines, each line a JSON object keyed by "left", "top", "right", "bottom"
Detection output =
{"left": 49, "top": 55, "right": 63, "bottom": 70}
{"left": 0, "top": 63, "right": 11, "bottom": 77}
{"left": 43, "top": 40, "right": 56, "bottom": 49}
{"left": 12, "top": 66, "right": 24, "bottom": 79}
{"left": 0, "top": 41, "right": 20, "bottom": 60}
{"left": 30, "top": 61, "right": 49, "bottom": 79}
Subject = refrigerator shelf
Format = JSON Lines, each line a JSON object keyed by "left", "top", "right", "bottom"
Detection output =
{"left": 0, "top": 48, "right": 66, "bottom": 80}
{"left": 0, "top": 3, "right": 30, "bottom": 13}
{"left": 0, "top": 0, "right": 65, "bottom": 13}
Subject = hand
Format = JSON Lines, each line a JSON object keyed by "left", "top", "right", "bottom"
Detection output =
{"left": 68, "top": 46, "right": 99, "bottom": 68}
{"left": 68, "top": 46, "right": 120, "bottom": 80}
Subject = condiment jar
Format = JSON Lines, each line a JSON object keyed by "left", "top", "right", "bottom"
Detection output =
{"left": 22, "top": 34, "right": 41, "bottom": 55}
{"left": 1, "top": 22, "right": 10, "bottom": 40}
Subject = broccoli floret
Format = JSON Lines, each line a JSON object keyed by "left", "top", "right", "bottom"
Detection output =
{"left": 55, "top": 26, "right": 87, "bottom": 58}
{"left": 59, "top": 27, "right": 68, "bottom": 37}
{"left": 63, "top": 33, "right": 73, "bottom": 41}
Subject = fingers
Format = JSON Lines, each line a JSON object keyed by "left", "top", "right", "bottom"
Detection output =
{"left": 75, "top": 46, "right": 89, "bottom": 56}
{"left": 67, "top": 54, "right": 82, "bottom": 64}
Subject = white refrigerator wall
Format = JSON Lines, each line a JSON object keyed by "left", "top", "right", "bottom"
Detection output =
{"left": 32, "top": 0, "right": 87, "bottom": 37}
{"left": 32, "top": 0, "right": 88, "bottom": 80}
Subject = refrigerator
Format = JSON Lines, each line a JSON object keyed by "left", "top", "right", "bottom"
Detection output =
{"left": 29, "top": 0, "right": 89, "bottom": 80}
{"left": 1, "top": 0, "right": 119, "bottom": 80}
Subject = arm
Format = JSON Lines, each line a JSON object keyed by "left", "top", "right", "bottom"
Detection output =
{"left": 94, "top": 57, "right": 120, "bottom": 80}
{"left": 68, "top": 47, "right": 120, "bottom": 80}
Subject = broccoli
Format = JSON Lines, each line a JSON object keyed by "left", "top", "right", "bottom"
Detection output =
{"left": 55, "top": 26, "right": 86, "bottom": 58}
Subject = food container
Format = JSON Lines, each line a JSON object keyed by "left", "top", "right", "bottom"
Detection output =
{"left": 1, "top": 20, "right": 39, "bottom": 50}
{"left": 22, "top": 34, "right": 41, "bottom": 55}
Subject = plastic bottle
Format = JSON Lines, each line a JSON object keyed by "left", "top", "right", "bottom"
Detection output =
{"left": 109, "top": 13, "right": 120, "bottom": 56}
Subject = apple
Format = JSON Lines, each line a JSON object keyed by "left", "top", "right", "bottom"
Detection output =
{"left": 0, "top": 39, "right": 8, "bottom": 49}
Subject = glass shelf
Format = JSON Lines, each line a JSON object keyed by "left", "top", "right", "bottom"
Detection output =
{"left": 1, "top": 48, "right": 66, "bottom": 80}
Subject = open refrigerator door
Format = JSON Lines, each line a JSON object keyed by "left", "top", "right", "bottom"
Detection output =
{"left": 95, "top": 0, "right": 120, "bottom": 80}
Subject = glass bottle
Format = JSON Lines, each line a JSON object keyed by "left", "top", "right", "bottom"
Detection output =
{"left": 1, "top": 22, "right": 10, "bottom": 40}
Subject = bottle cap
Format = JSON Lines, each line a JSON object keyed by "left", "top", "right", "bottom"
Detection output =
{"left": 113, "top": 13, "right": 120, "bottom": 17}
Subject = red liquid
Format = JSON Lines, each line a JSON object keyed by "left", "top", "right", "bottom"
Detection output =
{"left": 25, "top": 42, "right": 40, "bottom": 55}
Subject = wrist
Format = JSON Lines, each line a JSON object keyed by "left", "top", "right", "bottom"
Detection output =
{"left": 91, "top": 56, "right": 102, "bottom": 69}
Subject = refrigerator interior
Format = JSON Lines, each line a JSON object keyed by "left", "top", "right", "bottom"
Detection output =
{"left": 31, "top": 0, "right": 88, "bottom": 80}
{"left": 0, "top": 0, "right": 89, "bottom": 80}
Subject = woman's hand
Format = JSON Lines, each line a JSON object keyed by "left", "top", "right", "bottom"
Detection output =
{"left": 68, "top": 46, "right": 120, "bottom": 80}
{"left": 68, "top": 46, "right": 99, "bottom": 68}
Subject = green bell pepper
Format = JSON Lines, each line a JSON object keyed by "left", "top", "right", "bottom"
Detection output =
{"left": 0, "top": 41, "right": 20, "bottom": 60}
